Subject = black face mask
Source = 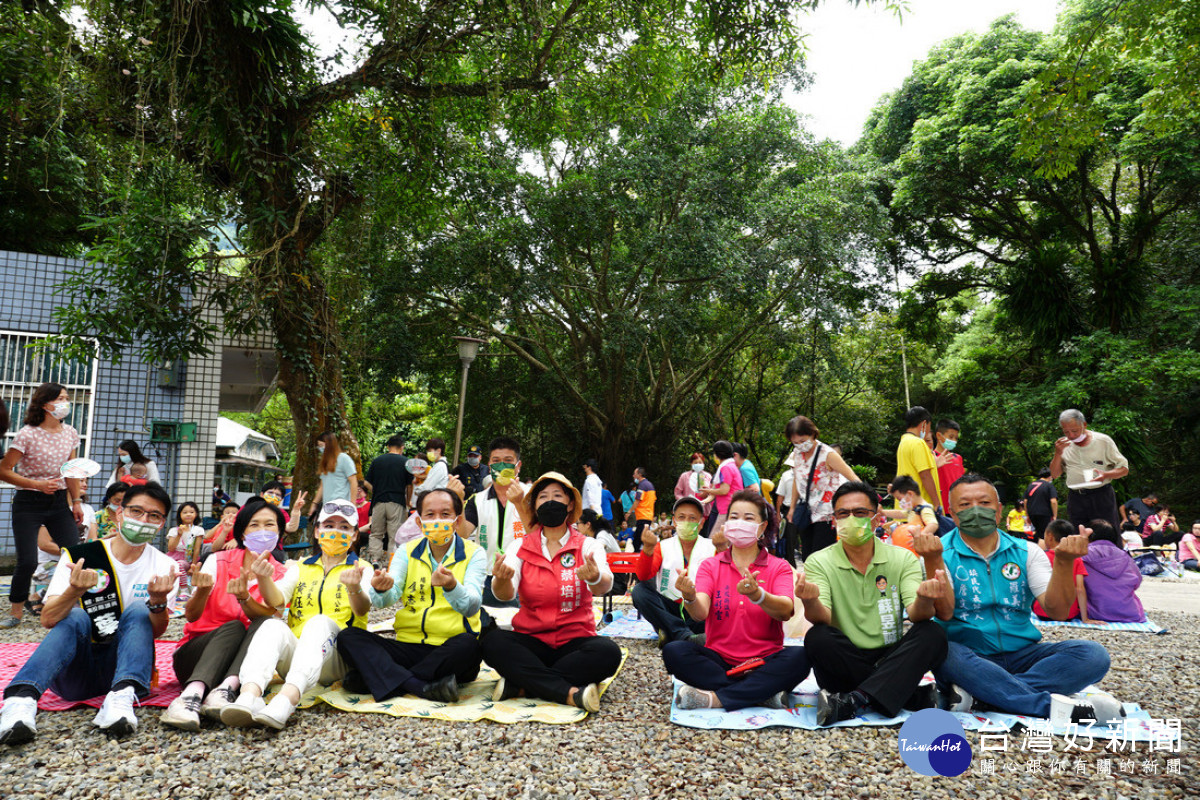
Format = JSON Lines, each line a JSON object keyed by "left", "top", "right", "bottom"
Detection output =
{"left": 535, "top": 500, "right": 570, "bottom": 528}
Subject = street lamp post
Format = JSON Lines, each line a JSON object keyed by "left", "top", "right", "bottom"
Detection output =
{"left": 452, "top": 337, "right": 485, "bottom": 466}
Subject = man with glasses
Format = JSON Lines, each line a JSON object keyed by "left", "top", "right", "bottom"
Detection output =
{"left": 0, "top": 483, "right": 179, "bottom": 744}
{"left": 798, "top": 481, "right": 951, "bottom": 726}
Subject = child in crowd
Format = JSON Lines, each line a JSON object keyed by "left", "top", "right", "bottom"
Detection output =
{"left": 1033, "top": 520, "right": 1091, "bottom": 622}
{"left": 881, "top": 475, "right": 937, "bottom": 554}
{"left": 24, "top": 527, "right": 60, "bottom": 616}
{"left": 119, "top": 462, "right": 150, "bottom": 486}
{"left": 1082, "top": 520, "right": 1146, "bottom": 623}
{"left": 1006, "top": 499, "right": 1031, "bottom": 540}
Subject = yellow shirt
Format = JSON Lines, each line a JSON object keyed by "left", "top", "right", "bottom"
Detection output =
{"left": 896, "top": 432, "right": 941, "bottom": 508}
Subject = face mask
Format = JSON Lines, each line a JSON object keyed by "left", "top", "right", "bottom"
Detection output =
{"left": 244, "top": 530, "right": 279, "bottom": 555}
{"left": 119, "top": 518, "right": 159, "bottom": 546}
{"left": 49, "top": 401, "right": 71, "bottom": 420}
{"left": 723, "top": 519, "right": 761, "bottom": 548}
{"left": 941, "top": 438, "right": 957, "bottom": 452}
{"left": 263, "top": 493, "right": 282, "bottom": 506}
{"left": 107, "top": 503, "right": 120, "bottom": 513}
{"left": 836, "top": 516, "right": 875, "bottom": 547}
{"left": 426, "top": 451, "right": 438, "bottom": 462}
{"left": 119, "top": 453, "right": 132, "bottom": 465}
{"left": 535, "top": 499, "right": 570, "bottom": 528}
{"left": 794, "top": 440, "right": 814, "bottom": 454}
{"left": 316, "top": 527, "right": 354, "bottom": 557}
{"left": 467, "top": 456, "right": 481, "bottom": 466}
{"left": 675, "top": 520, "right": 700, "bottom": 541}
{"left": 422, "top": 519, "right": 455, "bottom": 547}
{"left": 691, "top": 463, "right": 703, "bottom": 473}
{"left": 1069, "top": 433, "right": 1087, "bottom": 444}
{"left": 899, "top": 497, "right": 914, "bottom": 511}
{"left": 490, "top": 463, "right": 517, "bottom": 486}
{"left": 317, "top": 444, "right": 326, "bottom": 454}
{"left": 955, "top": 505, "right": 998, "bottom": 539}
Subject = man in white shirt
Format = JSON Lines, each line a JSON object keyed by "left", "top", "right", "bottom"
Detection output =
{"left": 0, "top": 483, "right": 180, "bottom": 744}
{"left": 1049, "top": 409, "right": 1129, "bottom": 528}
{"left": 581, "top": 459, "right": 603, "bottom": 516}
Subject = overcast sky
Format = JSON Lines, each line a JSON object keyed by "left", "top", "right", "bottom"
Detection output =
{"left": 793, "top": 0, "right": 1060, "bottom": 145}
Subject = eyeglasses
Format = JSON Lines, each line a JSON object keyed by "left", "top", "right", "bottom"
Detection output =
{"left": 323, "top": 502, "right": 356, "bottom": 518}
{"left": 832, "top": 508, "right": 875, "bottom": 520}
{"left": 124, "top": 505, "right": 166, "bottom": 525}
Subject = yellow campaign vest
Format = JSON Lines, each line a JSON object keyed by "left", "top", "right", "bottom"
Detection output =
{"left": 288, "top": 553, "right": 369, "bottom": 634}
{"left": 393, "top": 536, "right": 481, "bottom": 646}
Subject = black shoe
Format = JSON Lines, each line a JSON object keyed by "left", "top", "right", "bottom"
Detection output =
{"left": 341, "top": 670, "right": 370, "bottom": 695}
{"left": 816, "top": 690, "right": 867, "bottom": 726}
{"left": 904, "top": 682, "right": 938, "bottom": 712}
{"left": 421, "top": 675, "right": 459, "bottom": 704}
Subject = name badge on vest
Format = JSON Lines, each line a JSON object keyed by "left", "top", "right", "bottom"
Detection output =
{"left": 65, "top": 540, "right": 124, "bottom": 644}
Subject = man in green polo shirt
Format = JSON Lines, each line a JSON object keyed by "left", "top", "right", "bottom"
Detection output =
{"left": 798, "top": 481, "right": 952, "bottom": 725}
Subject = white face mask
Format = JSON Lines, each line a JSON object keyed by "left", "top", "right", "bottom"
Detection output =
{"left": 794, "top": 440, "right": 815, "bottom": 454}
{"left": 691, "top": 463, "right": 703, "bottom": 473}
{"left": 50, "top": 401, "right": 71, "bottom": 420}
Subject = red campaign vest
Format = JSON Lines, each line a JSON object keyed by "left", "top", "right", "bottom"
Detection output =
{"left": 180, "top": 549, "right": 286, "bottom": 644}
{"left": 513, "top": 527, "right": 597, "bottom": 648}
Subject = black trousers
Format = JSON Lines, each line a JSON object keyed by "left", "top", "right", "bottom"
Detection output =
{"left": 633, "top": 519, "right": 652, "bottom": 552}
{"left": 799, "top": 520, "right": 836, "bottom": 562}
{"left": 172, "top": 617, "right": 272, "bottom": 689}
{"left": 1029, "top": 514, "right": 1054, "bottom": 541}
{"left": 662, "top": 641, "right": 811, "bottom": 711}
{"left": 336, "top": 627, "right": 482, "bottom": 701}
{"left": 1067, "top": 485, "right": 1119, "bottom": 529}
{"left": 630, "top": 580, "right": 704, "bottom": 642}
{"left": 10, "top": 490, "right": 79, "bottom": 604}
{"left": 804, "top": 621, "right": 948, "bottom": 717}
{"left": 479, "top": 630, "right": 621, "bottom": 704}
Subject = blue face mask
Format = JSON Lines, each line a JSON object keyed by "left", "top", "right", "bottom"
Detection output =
{"left": 941, "top": 438, "right": 957, "bottom": 452}
{"left": 120, "top": 454, "right": 132, "bottom": 465}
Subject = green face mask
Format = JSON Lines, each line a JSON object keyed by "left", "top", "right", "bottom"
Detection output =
{"left": 119, "top": 518, "right": 159, "bottom": 546}
{"left": 675, "top": 520, "right": 700, "bottom": 541}
{"left": 836, "top": 515, "right": 875, "bottom": 547}
{"left": 955, "top": 505, "right": 998, "bottom": 539}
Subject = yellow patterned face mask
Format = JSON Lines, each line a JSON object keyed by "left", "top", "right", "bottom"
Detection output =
{"left": 422, "top": 519, "right": 455, "bottom": 547}
{"left": 490, "top": 463, "right": 517, "bottom": 486}
{"left": 317, "top": 527, "right": 354, "bottom": 557}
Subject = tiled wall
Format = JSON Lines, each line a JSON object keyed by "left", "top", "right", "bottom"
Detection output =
{"left": 0, "top": 251, "right": 274, "bottom": 556}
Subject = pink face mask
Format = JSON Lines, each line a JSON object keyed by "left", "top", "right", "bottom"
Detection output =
{"left": 723, "top": 519, "right": 761, "bottom": 548}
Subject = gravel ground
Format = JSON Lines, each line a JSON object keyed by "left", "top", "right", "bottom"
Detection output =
{"left": 0, "top": 600, "right": 1195, "bottom": 799}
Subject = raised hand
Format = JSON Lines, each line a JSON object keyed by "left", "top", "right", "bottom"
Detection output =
{"left": 505, "top": 479, "right": 526, "bottom": 507}
{"left": 1056, "top": 531, "right": 1090, "bottom": 561}
{"left": 148, "top": 567, "right": 177, "bottom": 603}
{"left": 189, "top": 562, "right": 214, "bottom": 592}
{"left": 68, "top": 557, "right": 98, "bottom": 594}
{"left": 371, "top": 569, "right": 394, "bottom": 593}
{"left": 912, "top": 531, "right": 943, "bottom": 559}
{"left": 576, "top": 553, "right": 601, "bottom": 585}
{"left": 226, "top": 566, "right": 250, "bottom": 601}
{"left": 674, "top": 571, "right": 697, "bottom": 602}
{"left": 340, "top": 562, "right": 366, "bottom": 589}
{"left": 641, "top": 527, "right": 659, "bottom": 549}
{"left": 431, "top": 563, "right": 456, "bottom": 589}
{"left": 1054, "top": 437, "right": 1071, "bottom": 456}
{"left": 446, "top": 475, "right": 466, "bottom": 501}
{"left": 917, "top": 569, "right": 949, "bottom": 601}
{"left": 736, "top": 566, "right": 763, "bottom": 598}
{"left": 292, "top": 490, "right": 309, "bottom": 512}
{"left": 492, "top": 553, "right": 516, "bottom": 582}
{"left": 248, "top": 550, "right": 274, "bottom": 580}
{"left": 794, "top": 567, "right": 820, "bottom": 602}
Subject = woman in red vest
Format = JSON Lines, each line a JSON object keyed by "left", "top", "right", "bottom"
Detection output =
{"left": 480, "top": 472, "right": 622, "bottom": 712}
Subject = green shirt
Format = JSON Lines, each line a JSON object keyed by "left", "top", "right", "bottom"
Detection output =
{"left": 805, "top": 541, "right": 924, "bottom": 650}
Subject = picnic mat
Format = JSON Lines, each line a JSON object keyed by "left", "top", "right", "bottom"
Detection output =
{"left": 1031, "top": 616, "right": 1168, "bottom": 634}
{"left": 599, "top": 610, "right": 658, "bottom": 640}
{"left": 670, "top": 674, "right": 1179, "bottom": 743}
{"left": 0, "top": 641, "right": 182, "bottom": 710}
{"left": 311, "top": 649, "right": 628, "bottom": 724}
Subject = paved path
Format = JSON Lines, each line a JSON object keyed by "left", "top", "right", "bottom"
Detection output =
{"left": 1138, "top": 576, "right": 1200, "bottom": 614}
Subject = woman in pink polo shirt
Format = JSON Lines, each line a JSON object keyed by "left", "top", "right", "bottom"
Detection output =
{"left": 664, "top": 491, "right": 809, "bottom": 710}
{"left": 480, "top": 472, "right": 622, "bottom": 712}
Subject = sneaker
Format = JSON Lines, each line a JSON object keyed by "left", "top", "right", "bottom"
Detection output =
{"left": 199, "top": 686, "right": 238, "bottom": 721}
{"left": 1050, "top": 692, "right": 1127, "bottom": 726}
{"left": 760, "top": 691, "right": 790, "bottom": 710}
{"left": 939, "top": 684, "right": 974, "bottom": 713}
{"left": 160, "top": 695, "right": 202, "bottom": 732}
{"left": 219, "top": 693, "right": 266, "bottom": 728}
{"left": 905, "top": 682, "right": 939, "bottom": 712}
{"left": 571, "top": 683, "right": 601, "bottom": 713}
{"left": 676, "top": 685, "right": 718, "bottom": 710}
{"left": 420, "top": 675, "right": 459, "bottom": 704}
{"left": 0, "top": 697, "right": 38, "bottom": 745}
{"left": 93, "top": 687, "right": 138, "bottom": 738}
{"left": 251, "top": 695, "right": 295, "bottom": 731}
{"left": 816, "top": 690, "right": 867, "bottom": 726}
{"left": 0, "top": 617, "right": 21, "bottom": 630}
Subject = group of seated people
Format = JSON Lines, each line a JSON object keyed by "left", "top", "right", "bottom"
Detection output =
{"left": 0, "top": 436, "right": 1128, "bottom": 744}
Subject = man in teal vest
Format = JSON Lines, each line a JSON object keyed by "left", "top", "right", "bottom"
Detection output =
{"left": 926, "top": 474, "right": 1123, "bottom": 725}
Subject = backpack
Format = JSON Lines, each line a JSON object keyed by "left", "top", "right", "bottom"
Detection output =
{"left": 1134, "top": 552, "right": 1165, "bottom": 577}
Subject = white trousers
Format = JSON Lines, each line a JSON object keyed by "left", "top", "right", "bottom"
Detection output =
{"left": 238, "top": 615, "right": 346, "bottom": 695}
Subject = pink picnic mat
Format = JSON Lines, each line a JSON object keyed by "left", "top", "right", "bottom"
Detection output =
{"left": 0, "top": 641, "right": 182, "bottom": 710}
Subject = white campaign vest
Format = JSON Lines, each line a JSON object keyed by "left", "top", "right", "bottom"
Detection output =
{"left": 656, "top": 535, "right": 717, "bottom": 602}
{"left": 469, "top": 483, "right": 531, "bottom": 573}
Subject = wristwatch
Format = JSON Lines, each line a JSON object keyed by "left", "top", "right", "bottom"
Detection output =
{"left": 146, "top": 601, "right": 168, "bottom": 614}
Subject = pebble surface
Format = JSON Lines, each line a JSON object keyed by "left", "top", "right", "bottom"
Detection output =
{"left": 0, "top": 599, "right": 1194, "bottom": 799}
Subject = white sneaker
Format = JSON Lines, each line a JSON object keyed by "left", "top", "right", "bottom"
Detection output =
{"left": 219, "top": 693, "right": 266, "bottom": 728}
{"left": 251, "top": 694, "right": 295, "bottom": 730}
{"left": 676, "top": 685, "right": 718, "bottom": 710}
{"left": 0, "top": 697, "right": 38, "bottom": 745}
{"left": 199, "top": 686, "right": 238, "bottom": 721}
{"left": 1051, "top": 691, "right": 1126, "bottom": 726}
{"left": 92, "top": 687, "right": 138, "bottom": 738}
{"left": 160, "top": 694, "right": 202, "bottom": 732}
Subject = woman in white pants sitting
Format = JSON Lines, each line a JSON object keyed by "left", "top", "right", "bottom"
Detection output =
{"left": 221, "top": 500, "right": 386, "bottom": 729}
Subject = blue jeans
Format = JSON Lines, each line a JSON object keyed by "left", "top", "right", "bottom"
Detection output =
{"left": 3, "top": 605, "right": 155, "bottom": 701}
{"left": 935, "top": 639, "right": 1110, "bottom": 717}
